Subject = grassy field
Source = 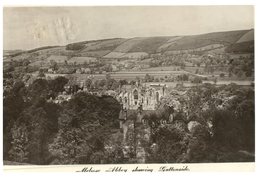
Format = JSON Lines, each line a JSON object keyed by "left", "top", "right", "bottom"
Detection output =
{"left": 225, "top": 41, "right": 254, "bottom": 54}
{"left": 82, "top": 38, "right": 126, "bottom": 52}
{"left": 103, "top": 51, "right": 127, "bottom": 58}
{"left": 141, "top": 66, "right": 180, "bottom": 71}
{"left": 144, "top": 80, "right": 254, "bottom": 88}
{"left": 42, "top": 70, "right": 188, "bottom": 81}
{"left": 157, "top": 36, "right": 183, "bottom": 52}
{"left": 79, "top": 50, "right": 111, "bottom": 58}
{"left": 236, "top": 29, "right": 254, "bottom": 43}
{"left": 167, "top": 30, "right": 249, "bottom": 51}
{"left": 121, "top": 52, "right": 149, "bottom": 59}
{"left": 113, "top": 36, "right": 173, "bottom": 54}
{"left": 128, "top": 36, "right": 171, "bottom": 54}
{"left": 114, "top": 37, "right": 145, "bottom": 53}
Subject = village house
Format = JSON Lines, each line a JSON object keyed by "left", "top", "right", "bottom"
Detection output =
{"left": 47, "top": 68, "right": 54, "bottom": 73}
{"left": 82, "top": 68, "right": 91, "bottom": 74}
{"left": 75, "top": 68, "right": 82, "bottom": 74}
{"left": 111, "top": 64, "right": 118, "bottom": 72}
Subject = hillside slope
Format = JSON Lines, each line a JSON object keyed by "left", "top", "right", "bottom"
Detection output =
{"left": 4, "top": 29, "right": 254, "bottom": 64}
{"left": 236, "top": 29, "right": 254, "bottom": 43}
{"left": 166, "top": 30, "right": 249, "bottom": 51}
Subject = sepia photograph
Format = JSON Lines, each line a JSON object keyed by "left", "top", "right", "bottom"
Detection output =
{"left": 2, "top": 5, "right": 255, "bottom": 169}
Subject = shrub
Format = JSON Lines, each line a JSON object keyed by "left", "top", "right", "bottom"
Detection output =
{"left": 220, "top": 73, "right": 225, "bottom": 78}
{"left": 66, "top": 43, "right": 85, "bottom": 51}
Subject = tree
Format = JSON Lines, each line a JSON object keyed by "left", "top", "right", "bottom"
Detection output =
{"left": 28, "top": 78, "right": 49, "bottom": 99}
{"left": 180, "top": 63, "right": 185, "bottom": 69}
{"left": 8, "top": 124, "right": 29, "bottom": 163}
{"left": 84, "top": 79, "right": 92, "bottom": 90}
{"left": 38, "top": 70, "right": 45, "bottom": 78}
{"left": 220, "top": 73, "right": 225, "bottom": 78}
{"left": 154, "top": 78, "right": 159, "bottom": 82}
{"left": 23, "top": 60, "right": 30, "bottom": 66}
{"left": 50, "top": 60, "right": 58, "bottom": 71}
{"left": 97, "top": 79, "right": 106, "bottom": 89}
{"left": 213, "top": 78, "right": 217, "bottom": 84}
{"left": 177, "top": 74, "right": 189, "bottom": 81}
{"left": 110, "top": 80, "right": 120, "bottom": 90}
{"left": 135, "top": 76, "right": 141, "bottom": 84}
{"left": 49, "top": 128, "right": 86, "bottom": 164}
{"left": 13, "top": 81, "right": 26, "bottom": 96}
{"left": 192, "top": 77, "right": 202, "bottom": 84}
{"left": 144, "top": 74, "right": 154, "bottom": 82}
{"left": 106, "top": 78, "right": 119, "bottom": 90}
{"left": 4, "top": 65, "right": 15, "bottom": 73}
{"left": 66, "top": 43, "right": 85, "bottom": 50}
{"left": 48, "top": 76, "right": 69, "bottom": 94}
{"left": 103, "top": 133, "right": 125, "bottom": 163}
{"left": 7, "top": 97, "right": 60, "bottom": 164}
{"left": 212, "top": 109, "right": 243, "bottom": 150}
{"left": 148, "top": 124, "right": 188, "bottom": 163}
{"left": 130, "top": 80, "right": 136, "bottom": 85}
{"left": 119, "top": 80, "right": 128, "bottom": 86}
{"left": 3, "top": 84, "right": 26, "bottom": 160}
{"left": 237, "top": 70, "right": 244, "bottom": 78}
{"left": 49, "top": 93, "right": 121, "bottom": 164}
{"left": 186, "top": 124, "right": 211, "bottom": 162}
{"left": 236, "top": 99, "right": 254, "bottom": 151}
{"left": 106, "top": 73, "right": 111, "bottom": 80}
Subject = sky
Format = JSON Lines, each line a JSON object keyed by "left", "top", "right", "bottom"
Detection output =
{"left": 3, "top": 6, "right": 254, "bottom": 50}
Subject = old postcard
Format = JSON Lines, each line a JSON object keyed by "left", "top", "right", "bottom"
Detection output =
{"left": 2, "top": 5, "right": 255, "bottom": 172}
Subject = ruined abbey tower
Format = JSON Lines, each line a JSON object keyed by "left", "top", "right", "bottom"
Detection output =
{"left": 117, "top": 82, "right": 168, "bottom": 163}
{"left": 117, "top": 82, "right": 167, "bottom": 111}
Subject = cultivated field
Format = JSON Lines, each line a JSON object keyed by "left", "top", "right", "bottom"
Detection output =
{"left": 144, "top": 80, "right": 254, "bottom": 88}
{"left": 41, "top": 70, "right": 188, "bottom": 80}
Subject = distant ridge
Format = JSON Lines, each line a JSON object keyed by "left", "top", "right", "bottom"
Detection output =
{"left": 4, "top": 29, "right": 254, "bottom": 63}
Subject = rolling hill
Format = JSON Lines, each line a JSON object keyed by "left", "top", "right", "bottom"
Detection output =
{"left": 225, "top": 29, "right": 254, "bottom": 54}
{"left": 4, "top": 29, "right": 254, "bottom": 65}
{"left": 166, "top": 30, "right": 249, "bottom": 51}
{"left": 236, "top": 29, "right": 254, "bottom": 43}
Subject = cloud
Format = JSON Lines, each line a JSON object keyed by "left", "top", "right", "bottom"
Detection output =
{"left": 23, "top": 16, "right": 79, "bottom": 48}
{"left": 3, "top": 6, "right": 254, "bottom": 50}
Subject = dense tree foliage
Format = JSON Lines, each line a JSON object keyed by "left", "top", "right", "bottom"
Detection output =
{"left": 3, "top": 77, "right": 121, "bottom": 164}
{"left": 3, "top": 75, "right": 254, "bottom": 164}
{"left": 146, "top": 83, "right": 254, "bottom": 163}
{"left": 49, "top": 93, "right": 121, "bottom": 164}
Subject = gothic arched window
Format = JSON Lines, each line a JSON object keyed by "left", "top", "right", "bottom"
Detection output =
{"left": 162, "top": 86, "right": 165, "bottom": 95}
{"left": 133, "top": 90, "right": 138, "bottom": 100}
{"left": 156, "top": 92, "right": 159, "bottom": 102}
